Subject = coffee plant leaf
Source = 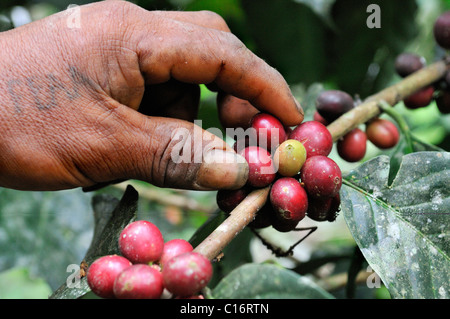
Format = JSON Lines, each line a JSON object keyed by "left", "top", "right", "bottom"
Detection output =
{"left": 341, "top": 152, "right": 450, "bottom": 299}
{"left": 211, "top": 263, "right": 334, "bottom": 299}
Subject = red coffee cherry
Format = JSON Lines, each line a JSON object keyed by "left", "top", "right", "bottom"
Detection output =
{"left": 289, "top": 121, "right": 333, "bottom": 158}
{"left": 270, "top": 177, "right": 308, "bottom": 223}
{"left": 159, "top": 239, "right": 194, "bottom": 267}
{"left": 119, "top": 220, "right": 164, "bottom": 264}
{"left": 307, "top": 194, "right": 341, "bottom": 222}
{"left": 162, "top": 252, "right": 213, "bottom": 297}
{"left": 434, "top": 11, "right": 450, "bottom": 49}
{"left": 366, "top": 118, "right": 400, "bottom": 149}
{"left": 113, "top": 264, "right": 164, "bottom": 299}
{"left": 337, "top": 128, "right": 367, "bottom": 162}
{"left": 87, "top": 255, "right": 132, "bottom": 299}
{"left": 300, "top": 156, "right": 342, "bottom": 199}
{"left": 403, "top": 86, "right": 434, "bottom": 109}
{"left": 394, "top": 53, "right": 426, "bottom": 77}
{"left": 250, "top": 113, "right": 287, "bottom": 151}
{"left": 315, "top": 90, "right": 354, "bottom": 123}
{"left": 240, "top": 146, "right": 276, "bottom": 188}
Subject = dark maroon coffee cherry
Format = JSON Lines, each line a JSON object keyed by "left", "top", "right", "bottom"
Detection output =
{"left": 394, "top": 53, "right": 426, "bottom": 77}
{"left": 270, "top": 177, "right": 308, "bottom": 223}
{"left": 403, "top": 86, "right": 435, "bottom": 109}
{"left": 87, "top": 255, "right": 132, "bottom": 299}
{"left": 240, "top": 146, "right": 276, "bottom": 188}
{"left": 315, "top": 90, "right": 354, "bottom": 123}
{"left": 159, "top": 239, "right": 193, "bottom": 268}
{"left": 113, "top": 264, "right": 164, "bottom": 299}
{"left": 119, "top": 220, "right": 164, "bottom": 264}
{"left": 270, "top": 214, "right": 300, "bottom": 233}
{"left": 366, "top": 118, "right": 400, "bottom": 149}
{"left": 307, "top": 194, "right": 340, "bottom": 222}
{"left": 300, "top": 156, "right": 342, "bottom": 199}
{"left": 249, "top": 202, "right": 273, "bottom": 229}
{"left": 289, "top": 121, "right": 333, "bottom": 158}
{"left": 436, "top": 90, "right": 450, "bottom": 114}
{"left": 162, "top": 252, "right": 213, "bottom": 297}
{"left": 250, "top": 113, "right": 287, "bottom": 151}
{"left": 216, "top": 187, "right": 249, "bottom": 213}
{"left": 434, "top": 11, "right": 450, "bottom": 49}
{"left": 337, "top": 128, "right": 367, "bottom": 162}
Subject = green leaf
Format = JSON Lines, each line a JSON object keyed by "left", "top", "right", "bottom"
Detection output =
{"left": 0, "top": 267, "right": 52, "bottom": 299}
{"left": 341, "top": 152, "right": 450, "bottom": 299}
{"left": 211, "top": 263, "right": 334, "bottom": 299}
{"left": 241, "top": 0, "right": 328, "bottom": 84}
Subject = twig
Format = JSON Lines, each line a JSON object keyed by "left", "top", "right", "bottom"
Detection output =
{"left": 193, "top": 186, "right": 269, "bottom": 260}
{"left": 327, "top": 59, "right": 449, "bottom": 142}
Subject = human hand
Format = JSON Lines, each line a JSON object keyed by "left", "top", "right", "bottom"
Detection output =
{"left": 0, "top": 0, "right": 303, "bottom": 191}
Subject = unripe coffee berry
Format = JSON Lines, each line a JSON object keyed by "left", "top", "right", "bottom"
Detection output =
{"left": 162, "top": 252, "right": 213, "bottom": 297}
{"left": 119, "top": 220, "right": 164, "bottom": 264}
{"left": 289, "top": 121, "right": 333, "bottom": 158}
{"left": 273, "top": 139, "right": 307, "bottom": 176}
{"left": 87, "top": 255, "right": 132, "bottom": 299}
{"left": 113, "top": 264, "right": 164, "bottom": 299}
{"left": 300, "top": 156, "right": 342, "bottom": 198}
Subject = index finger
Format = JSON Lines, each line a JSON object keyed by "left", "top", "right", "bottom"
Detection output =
{"left": 132, "top": 11, "right": 304, "bottom": 126}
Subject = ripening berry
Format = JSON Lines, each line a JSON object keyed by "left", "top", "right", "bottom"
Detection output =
{"left": 159, "top": 239, "right": 194, "bottom": 267}
{"left": 119, "top": 220, "right": 164, "bottom": 264}
{"left": 87, "top": 255, "right": 132, "bottom": 299}
{"left": 162, "top": 252, "right": 213, "bottom": 297}
{"left": 366, "top": 118, "right": 400, "bottom": 149}
{"left": 289, "top": 121, "right": 333, "bottom": 158}
{"left": 337, "top": 128, "right": 367, "bottom": 162}
{"left": 113, "top": 264, "right": 164, "bottom": 299}
{"left": 240, "top": 146, "right": 276, "bottom": 188}
{"left": 270, "top": 177, "right": 308, "bottom": 223}
{"left": 300, "top": 156, "right": 342, "bottom": 198}
{"left": 250, "top": 113, "right": 287, "bottom": 151}
{"left": 273, "top": 139, "right": 307, "bottom": 176}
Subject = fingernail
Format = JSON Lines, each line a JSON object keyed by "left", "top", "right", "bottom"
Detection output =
{"left": 196, "top": 149, "right": 248, "bottom": 190}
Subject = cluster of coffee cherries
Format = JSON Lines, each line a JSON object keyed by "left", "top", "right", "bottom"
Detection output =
{"left": 394, "top": 11, "right": 450, "bottom": 114}
{"left": 217, "top": 112, "right": 342, "bottom": 227}
{"left": 86, "top": 220, "right": 212, "bottom": 299}
{"left": 313, "top": 90, "right": 400, "bottom": 163}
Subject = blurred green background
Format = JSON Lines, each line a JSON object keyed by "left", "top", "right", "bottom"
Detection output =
{"left": 0, "top": 0, "right": 449, "bottom": 299}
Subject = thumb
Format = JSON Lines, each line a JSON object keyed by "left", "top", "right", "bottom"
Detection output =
{"left": 89, "top": 107, "right": 249, "bottom": 191}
